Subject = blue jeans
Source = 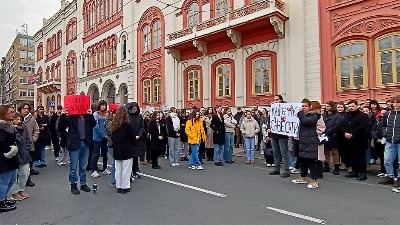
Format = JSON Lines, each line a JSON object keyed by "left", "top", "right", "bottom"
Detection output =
{"left": 0, "top": 170, "right": 16, "bottom": 201}
{"left": 244, "top": 137, "right": 256, "bottom": 161}
{"left": 108, "top": 147, "right": 116, "bottom": 185}
{"left": 271, "top": 138, "right": 290, "bottom": 173}
{"left": 168, "top": 137, "right": 181, "bottom": 164}
{"left": 69, "top": 141, "right": 89, "bottom": 185}
{"left": 214, "top": 144, "right": 225, "bottom": 162}
{"left": 289, "top": 150, "right": 297, "bottom": 168}
{"left": 189, "top": 144, "right": 201, "bottom": 166}
{"left": 91, "top": 138, "right": 108, "bottom": 172}
{"left": 34, "top": 145, "right": 46, "bottom": 166}
{"left": 224, "top": 132, "right": 235, "bottom": 161}
{"left": 384, "top": 143, "right": 400, "bottom": 178}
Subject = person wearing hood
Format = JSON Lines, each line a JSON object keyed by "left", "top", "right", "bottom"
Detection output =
{"left": 240, "top": 111, "right": 260, "bottom": 164}
{"left": 0, "top": 104, "right": 18, "bottom": 212}
{"left": 126, "top": 102, "right": 145, "bottom": 179}
{"left": 223, "top": 107, "right": 237, "bottom": 164}
{"left": 166, "top": 107, "right": 181, "bottom": 166}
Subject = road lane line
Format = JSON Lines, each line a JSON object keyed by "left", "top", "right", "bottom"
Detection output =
{"left": 97, "top": 162, "right": 226, "bottom": 198}
{"left": 137, "top": 173, "right": 227, "bottom": 198}
{"left": 263, "top": 205, "right": 327, "bottom": 224}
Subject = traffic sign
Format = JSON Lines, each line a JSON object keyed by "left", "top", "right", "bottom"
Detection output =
{"left": 49, "top": 101, "right": 56, "bottom": 107}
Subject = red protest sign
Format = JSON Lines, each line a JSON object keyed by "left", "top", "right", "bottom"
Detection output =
{"left": 109, "top": 104, "right": 119, "bottom": 112}
{"left": 64, "top": 95, "right": 91, "bottom": 115}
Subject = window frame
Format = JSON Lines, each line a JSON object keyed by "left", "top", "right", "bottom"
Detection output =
{"left": 153, "top": 77, "right": 162, "bottom": 103}
{"left": 335, "top": 40, "right": 368, "bottom": 90}
{"left": 187, "top": 69, "right": 200, "bottom": 100}
{"left": 143, "top": 79, "right": 151, "bottom": 103}
{"left": 143, "top": 25, "right": 151, "bottom": 53}
{"left": 187, "top": 3, "right": 200, "bottom": 28}
{"left": 376, "top": 32, "right": 400, "bottom": 85}
{"left": 252, "top": 57, "right": 272, "bottom": 95}
{"left": 216, "top": 63, "right": 232, "bottom": 97}
{"left": 152, "top": 20, "right": 162, "bottom": 50}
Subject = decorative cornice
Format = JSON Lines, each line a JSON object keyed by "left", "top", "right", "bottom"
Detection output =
{"left": 167, "top": 49, "right": 181, "bottom": 62}
{"left": 270, "top": 16, "right": 285, "bottom": 38}
{"left": 335, "top": 17, "right": 400, "bottom": 39}
{"left": 226, "top": 29, "right": 241, "bottom": 48}
{"left": 193, "top": 40, "right": 207, "bottom": 56}
{"left": 79, "top": 63, "right": 134, "bottom": 83}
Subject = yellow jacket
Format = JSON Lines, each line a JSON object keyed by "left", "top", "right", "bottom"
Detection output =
{"left": 185, "top": 118, "right": 206, "bottom": 144}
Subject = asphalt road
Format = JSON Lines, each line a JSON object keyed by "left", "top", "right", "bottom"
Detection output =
{"left": 1, "top": 149, "right": 398, "bottom": 225}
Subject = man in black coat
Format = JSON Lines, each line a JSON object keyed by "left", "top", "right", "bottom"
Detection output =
{"left": 49, "top": 105, "right": 63, "bottom": 161}
{"left": 341, "top": 100, "right": 369, "bottom": 181}
{"left": 126, "top": 102, "right": 145, "bottom": 178}
{"left": 58, "top": 110, "right": 96, "bottom": 195}
{"left": 211, "top": 106, "right": 226, "bottom": 166}
{"left": 34, "top": 106, "right": 50, "bottom": 168}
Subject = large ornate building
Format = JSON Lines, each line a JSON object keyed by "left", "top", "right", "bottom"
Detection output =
{"left": 33, "top": 0, "right": 325, "bottom": 111}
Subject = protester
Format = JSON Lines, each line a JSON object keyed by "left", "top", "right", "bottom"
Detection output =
{"left": 185, "top": 109, "right": 206, "bottom": 170}
{"left": 126, "top": 102, "right": 145, "bottom": 179}
{"left": 9, "top": 113, "right": 32, "bottom": 201}
{"left": 105, "top": 109, "right": 117, "bottom": 186}
{"left": 34, "top": 106, "right": 50, "bottom": 168}
{"left": 111, "top": 106, "right": 136, "bottom": 194}
{"left": 342, "top": 100, "right": 369, "bottom": 181}
{"left": 49, "top": 105, "right": 63, "bottom": 161}
{"left": 240, "top": 110, "right": 260, "bottom": 164}
{"left": 91, "top": 100, "right": 110, "bottom": 178}
{"left": 292, "top": 99, "right": 321, "bottom": 189}
{"left": 372, "top": 107, "right": 390, "bottom": 179}
{"left": 323, "top": 101, "right": 341, "bottom": 175}
{"left": 179, "top": 110, "right": 189, "bottom": 161}
{"left": 166, "top": 107, "right": 181, "bottom": 166}
{"left": 223, "top": 107, "right": 237, "bottom": 164}
{"left": 204, "top": 108, "right": 214, "bottom": 161}
{"left": 211, "top": 106, "right": 226, "bottom": 166}
{"left": 261, "top": 118, "right": 274, "bottom": 167}
{"left": 147, "top": 112, "right": 165, "bottom": 169}
{"left": 58, "top": 109, "right": 96, "bottom": 195}
{"left": 0, "top": 105, "right": 18, "bottom": 212}
{"left": 234, "top": 107, "right": 243, "bottom": 148}
{"left": 269, "top": 95, "right": 291, "bottom": 178}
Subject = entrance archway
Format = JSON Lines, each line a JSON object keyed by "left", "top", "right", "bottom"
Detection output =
{"left": 88, "top": 84, "right": 100, "bottom": 105}
{"left": 118, "top": 84, "right": 128, "bottom": 105}
{"left": 102, "top": 80, "right": 116, "bottom": 104}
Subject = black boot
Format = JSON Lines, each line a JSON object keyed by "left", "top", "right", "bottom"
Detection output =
{"left": 357, "top": 173, "right": 367, "bottom": 181}
{"left": 26, "top": 178, "right": 35, "bottom": 187}
{"left": 0, "top": 201, "right": 16, "bottom": 213}
{"left": 70, "top": 183, "right": 80, "bottom": 195}
{"left": 345, "top": 172, "right": 358, "bottom": 178}
{"left": 333, "top": 164, "right": 340, "bottom": 175}
{"left": 323, "top": 163, "right": 330, "bottom": 172}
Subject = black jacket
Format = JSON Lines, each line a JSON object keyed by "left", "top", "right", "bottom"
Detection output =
{"left": 148, "top": 120, "right": 166, "bottom": 150}
{"left": 15, "top": 126, "right": 32, "bottom": 165}
{"left": 111, "top": 123, "right": 135, "bottom": 160}
{"left": 0, "top": 120, "right": 18, "bottom": 173}
{"left": 36, "top": 114, "right": 51, "bottom": 147}
{"left": 49, "top": 113, "right": 61, "bottom": 137}
{"left": 297, "top": 112, "right": 319, "bottom": 160}
{"left": 341, "top": 109, "right": 369, "bottom": 150}
{"left": 211, "top": 114, "right": 225, "bottom": 145}
{"left": 165, "top": 114, "right": 180, "bottom": 138}
{"left": 126, "top": 102, "right": 145, "bottom": 157}
{"left": 58, "top": 114, "right": 96, "bottom": 151}
{"left": 179, "top": 116, "right": 188, "bottom": 142}
{"left": 380, "top": 110, "right": 400, "bottom": 144}
{"left": 322, "top": 112, "right": 341, "bottom": 149}
{"left": 371, "top": 116, "right": 384, "bottom": 141}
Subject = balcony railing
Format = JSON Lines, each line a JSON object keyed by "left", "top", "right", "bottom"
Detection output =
{"left": 168, "top": 0, "right": 286, "bottom": 42}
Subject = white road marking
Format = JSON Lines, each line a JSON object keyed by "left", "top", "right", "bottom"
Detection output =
{"left": 263, "top": 205, "right": 327, "bottom": 224}
{"left": 97, "top": 162, "right": 226, "bottom": 198}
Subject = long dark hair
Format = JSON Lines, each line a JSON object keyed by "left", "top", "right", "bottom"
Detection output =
{"left": 112, "top": 106, "right": 130, "bottom": 131}
{"left": 97, "top": 100, "right": 108, "bottom": 111}
{"left": 190, "top": 109, "right": 200, "bottom": 122}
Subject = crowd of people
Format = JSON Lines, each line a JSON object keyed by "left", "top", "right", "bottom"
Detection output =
{"left": 1, "top": 94, "right": 400, "bottom": 213}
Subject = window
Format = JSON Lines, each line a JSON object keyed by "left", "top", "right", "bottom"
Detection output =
{"left": 143, "top": 25, "right": 151, "bottom": 53}
{"left": 188, "top": 69, "right": 200, "bottom": 100}
{"left": 216, "top": 0, "right": 229, "bottom": 17}
{"left": 152, "top": 21, "right": 161, "bottom": 50}
{"left": 188, "top": 3, "right": 200, "bottom": 27}
{"left": 20, "top": 51, "right": 27, "bottom": 59}
{"left": 57, "top": 32, "right": 62, "bottom": 49}
{"left": 19, "top": 77, "right": 28, "bottom": 84}
{"left": 143, "top": 80, "right": 151, "bottom": 103}
{"left": 19, "top": 38, "right": 27, "bottom": 46}
{"left": 28, "top": 90, "right": 34, "bottom": 97}
{"left": 336, "top": 41, "right": 367, "bottom": 89}
{"left": 121, "top": 35, "right": 127, "bottom": 60}
{"left": 19, "top": 64, "right": 27, "bottom": 72}
{"left": 112, "top": 39, "right": 117, "bottom": 64}
{"left": 153, "top": 78, "right": 161, "bottom": 102}
{"left": 27, "top": 52, "right": 34, "bottom": 60}
{"left": 377, "top": 33, "right": 400, "bottom": 85}
{"left": 252, "top": 57, "right": 271, "bottom": 94}
{"left": 19, "top": 90, "right": 27, "bottom": 97}
{"left": 216, "top": 64, "right": 231, "bottom": 97}
{"left": 28, "top": 40, "right": 35, "bottom": 48}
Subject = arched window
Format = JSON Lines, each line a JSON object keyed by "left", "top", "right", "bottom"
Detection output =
{"left": 56, "top": 62, "right": 61, "bottom": 81}
{"left": 46, "top": 67, "right": 50, "bottom": 80}
{"left": 153, "top": 78, "right": 162, "bottom": 102}
{"left": 112, "top": 39, "right": 117, "bottom": 64}
{"left": 57, "top": 31, "right": 62, "bottom": 49}
{"left": 336, "top": 41, "right": 367, "bottom": 89}
{"left": 188, "top": 3, "right": 200, "bottom": 27}
{"left": 188, "top": 69, "right": 200, "bottom": 100}
{"left": 51, "top": 64, "right": 55, "bottom": 79}
{"left": 121, "top": 35, "right": 127, "bottom": 60}
{"left": 216, "top": 64, "right": 231, "bottom": 97}
{"left": 376, "top": 33, "right": 400, "bottom": 85}
{"left": 99, "top": 45, "right": 104, "bottom": 68}
{"left": 143, "top": 79, "right": 151, "bottom": 103}
{"left": 252, "top": 57, "right": 271, "bottom": 94}
{"left": 143, "top": 25, "right": 151, "bottom": 53}
{"left": 152, "top": 20, "right": 162, "bottom": 50}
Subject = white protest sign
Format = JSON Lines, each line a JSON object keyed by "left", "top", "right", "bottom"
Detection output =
{"left": 145, "top": 106, "right": 155, "bottom": 113}
{"left": 270, "top": 103, "right": 302, "bottom": 137}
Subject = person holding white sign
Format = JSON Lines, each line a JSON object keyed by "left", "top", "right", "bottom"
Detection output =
{"left": 240, "top": 111, "right": 260, "bottom": 164}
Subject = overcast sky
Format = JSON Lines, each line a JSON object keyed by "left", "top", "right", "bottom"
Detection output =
{"left": 0, "top": 0, "right": 60, "bottom": 57}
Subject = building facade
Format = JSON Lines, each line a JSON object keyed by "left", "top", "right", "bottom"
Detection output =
{"left": 319, "top": 0, "right": 400, "bottom": 103}
{"left": 33, "top": 0, "right": 323, "bottom": 110}
{"left": 2, "top": 34, "right": 35, "bottom": 106}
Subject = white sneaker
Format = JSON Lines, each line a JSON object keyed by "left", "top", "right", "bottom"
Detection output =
{"left": 175, "top": 163, "right": 180, "bottom": 166}
{"left": 370, "top": 159, "right": 376, "bottom": 164}
{"left": 55, "top": 157, "right": 59, "bottom": 161}
{"left": 292, "top": 177, "right": 308, "bottom": 184}
{"left": 171, "top": 163, "right": 176, "bottom": 167}
{"left": 102, "top": 169, "right": 111, "bottom": 175}
{"left": 377, "top": 173, "right": 387, "bottom": 178}
{"left": 392, "top": 187, "right": 400, "bottom": 193}
{"left": 188, "top": 165, "right": 196, "bottom": 170}
{"left": 290, "top": 168, "right": 300, "bottom": 174}
{"left": 196, "top": 165, "right": 204, "bottom": 170}
{"left": 261, "top": 150, "right": 264, "bottom": 155}
{"left": 266, "top": 164, "right": 273, "bottom": 167}
{"left": 164, "top": 156, "right": 168, "bottom": 160}
{"left": 307, "top": 180, "right": 319, "bottom": 189}
{"left": 91, "top": 171, "right": 100, "bottom": 178}
{"left": 57, "top": 162, "right": 67, "bottom": 166}
{"left": 289, "top": 166, "right": 294, "bottom": 170}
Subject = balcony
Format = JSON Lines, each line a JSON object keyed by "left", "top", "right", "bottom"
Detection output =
{"left": 37, "top": 77, "right": 61, "bottom": 94}
{"left": 167, "top": 0, "right": 287, "bottom": 48}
